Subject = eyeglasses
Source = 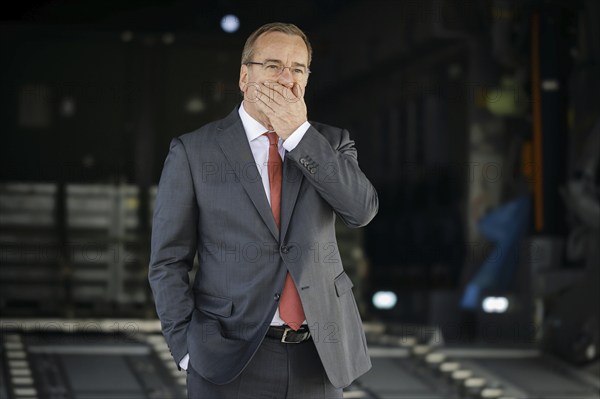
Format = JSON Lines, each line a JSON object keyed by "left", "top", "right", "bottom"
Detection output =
{"left": 245, "top": 61, "right": 311, "bottom": 78}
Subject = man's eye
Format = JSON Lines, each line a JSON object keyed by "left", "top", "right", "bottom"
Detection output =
{"left": 265, "top": 64, "right": 279, "bottom": 70}
{"left": 293, "top": 69, "right": 305, "bottom": 75}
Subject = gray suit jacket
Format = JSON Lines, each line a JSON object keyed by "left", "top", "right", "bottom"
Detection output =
{"left": 148, "top": 105, "right": 378, "bottom": 389}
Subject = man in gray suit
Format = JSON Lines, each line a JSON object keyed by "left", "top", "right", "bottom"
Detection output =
{"left": 149, "top": 22, "right": 378, "bottom": 398}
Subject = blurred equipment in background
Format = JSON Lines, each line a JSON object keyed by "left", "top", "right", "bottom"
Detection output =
{"left": 0, "top": 183, "right": 151, "bottom": 318}
{"left": 460, "top": 195, "right": 530, "bottom": 310}
{"left": 540, "top": 119, "right": 600, "bottom": 365}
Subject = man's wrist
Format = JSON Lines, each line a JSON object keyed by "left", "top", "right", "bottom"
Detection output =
{"left": 282, "top": 121, "right": 311, "bottom": 151}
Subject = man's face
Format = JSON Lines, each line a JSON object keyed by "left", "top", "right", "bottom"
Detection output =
{"left": 239, "top": 31, "right": 310, "bottom": 107}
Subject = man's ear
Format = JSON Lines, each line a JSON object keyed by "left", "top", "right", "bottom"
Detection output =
{"left": 239, "top": 64, "right": 248, "bottom": 93}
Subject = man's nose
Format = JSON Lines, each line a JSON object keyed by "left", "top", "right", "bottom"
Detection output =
{"left": 277, "top": 67, "right": 294, "bottom": 86}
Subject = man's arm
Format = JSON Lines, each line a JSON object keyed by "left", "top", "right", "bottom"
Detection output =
{"left": 284, "top": 126, "right": 378, "bottom": 228}
{"left": 148, "top": 137, "right": 197, "bottom": 368}
{"left": 251, "top": 81, "right": 378, "bottom": 227}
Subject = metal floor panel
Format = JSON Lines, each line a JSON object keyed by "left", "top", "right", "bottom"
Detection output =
{"left": 360, "top": 345, "right": 600, "bottom": 399}
{"left": 0, "top": 330, "right": 186, "bottom": 399}
{"left": 2, "top": 321, "right": 599, "bottom": 399}
{"left": 474, "top": 358, "right": 599, "bottom": 398}
{"left": 358, "top": 358, "right": 446, "bottom": 398}
{"left": 61, "top": 355, "right": 142, "bottom": 394}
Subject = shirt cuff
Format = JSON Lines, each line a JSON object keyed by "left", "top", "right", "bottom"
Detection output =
{"left": 179, "top": 353, "right": 190, "bottom": 370}
{"left": 282, "top": 121, "right": 311, "bottom": 152}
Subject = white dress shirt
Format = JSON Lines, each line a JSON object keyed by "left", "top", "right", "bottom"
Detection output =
{"left": 179, "top": 103, "right": 310, "bottom": 370}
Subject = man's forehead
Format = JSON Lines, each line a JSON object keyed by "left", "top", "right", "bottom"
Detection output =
{"left": 253, "top": 31, "right": 308, "bottom": 59}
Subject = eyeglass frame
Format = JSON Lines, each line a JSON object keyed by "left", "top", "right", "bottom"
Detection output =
{"left": 245, "top": 61, "right": 311, "bottom": 77}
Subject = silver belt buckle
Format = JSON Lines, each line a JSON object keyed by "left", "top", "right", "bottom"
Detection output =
{"left": 281, "top": 327, "right": 307, "bottom": 343}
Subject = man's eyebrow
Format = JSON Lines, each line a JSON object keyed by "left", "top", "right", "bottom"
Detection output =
{"left": 264, "top": 59, "right": 307, "bottom": 68}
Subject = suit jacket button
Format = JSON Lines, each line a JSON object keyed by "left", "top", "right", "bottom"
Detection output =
{"left": 309, "top": 167, "right": 317, "bottom": 174}
{"left": 281, "top": 245, "right": 289, "bottom": 254}
{"left": 274, "top": 293, "right": 280, "bottom": 300}
{"left": 300, "top": 158, "right": 307, "bottom": 166}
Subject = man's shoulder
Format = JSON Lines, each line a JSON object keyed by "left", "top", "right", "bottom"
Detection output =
{"left": 177, "top": 107, "right": 240, "bottom": 145}
{"left": 178, "top": 119, "right": 221, "bottom": 142}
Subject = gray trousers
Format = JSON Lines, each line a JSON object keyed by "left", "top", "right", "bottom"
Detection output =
{"left": 186, "top": 336, "right": 343, "bottom": 399}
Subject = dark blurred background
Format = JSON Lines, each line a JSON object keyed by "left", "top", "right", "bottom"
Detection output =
{"left": 1, "top": 1, "right": 599, "bottom": 398}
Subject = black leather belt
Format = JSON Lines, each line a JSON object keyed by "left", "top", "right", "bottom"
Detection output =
{"left": 266, "top": 325, "right": 311, "bottom": 343}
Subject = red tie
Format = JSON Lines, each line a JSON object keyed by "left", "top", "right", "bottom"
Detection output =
{"left": 264, "top": 132, "right": 305, "bottom": 330}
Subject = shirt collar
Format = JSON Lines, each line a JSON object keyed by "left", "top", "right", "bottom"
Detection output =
{"left": 238, "top": 102, "right": 271, "bottom": 142}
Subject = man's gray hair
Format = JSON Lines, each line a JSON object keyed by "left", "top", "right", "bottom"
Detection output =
{"left": 241, "top": 22, "right": 312, "bottom": 67}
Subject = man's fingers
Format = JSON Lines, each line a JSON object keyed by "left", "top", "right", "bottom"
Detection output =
{"left": 262, "top": 82, "right": 288, "bottom": 103}
{"left": 251, "top": 86, "right": 282, "bottom": 107}
{"left": 264, "top": 82, "right": 301, "bottom": 103}
{"left": 255, "top": 95, "right": 276, "bottom": 114}
{"left": 251, "top": 81, "right": 303, "bottom": 105}
{"left": 256, "top": 85, "right": 300, "bottom": 108}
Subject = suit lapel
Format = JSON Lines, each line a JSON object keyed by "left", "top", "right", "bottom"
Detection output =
{"left": 279, "top": 154, "right": 304, "bottom": 242}
{"left": 216, "top": 108, "right": 279, "bottom": 241}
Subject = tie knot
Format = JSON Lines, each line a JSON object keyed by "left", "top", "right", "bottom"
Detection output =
{"left": 264, "top": 132, "right": 278, "bottom": 146}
